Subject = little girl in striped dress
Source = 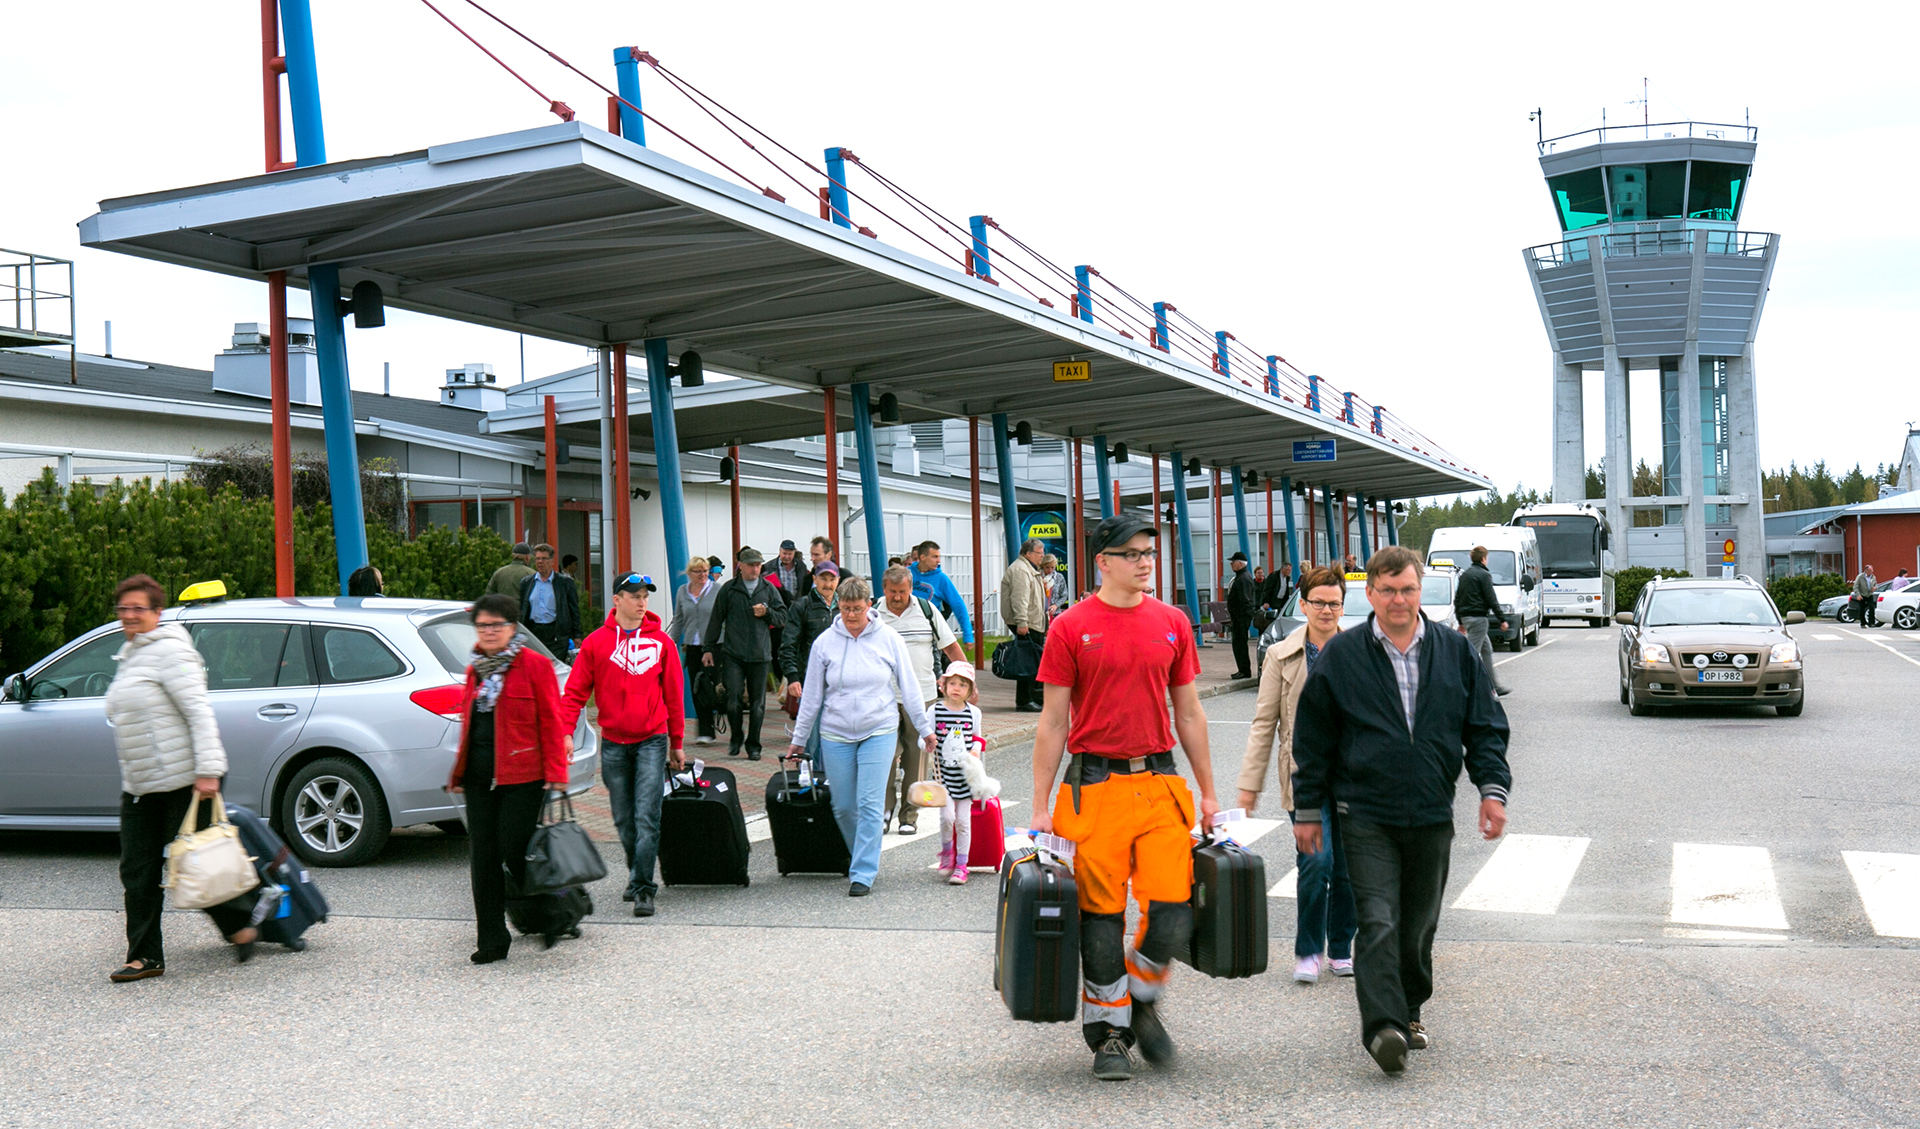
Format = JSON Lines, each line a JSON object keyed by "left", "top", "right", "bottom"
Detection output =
{"left": 932, "top": 663, "right": 988, "bottom": 885}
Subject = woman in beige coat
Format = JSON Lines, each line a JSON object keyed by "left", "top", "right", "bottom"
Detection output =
{"left": 104, "top": 574, "right": 259, "bottom": 982}
{"left": 1237, "top": 565, "right": 1356, "bottom": 985}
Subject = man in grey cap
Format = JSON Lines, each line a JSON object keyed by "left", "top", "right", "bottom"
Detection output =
{"left": 705, "top": 545, "right": 787, "bottom": 760}
{"left": 486, "top": 542, "right": 537, "bottom": 600}
{"left": 1227, "top": 550, "right": 1257, "bottom": 680}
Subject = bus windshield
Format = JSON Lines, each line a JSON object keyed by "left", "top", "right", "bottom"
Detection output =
{"left": 1428, "top": 549, "right": 1516, "bottom": 585}
{"left": 1520, "top": 515, "right": 1603, "bottom": 579}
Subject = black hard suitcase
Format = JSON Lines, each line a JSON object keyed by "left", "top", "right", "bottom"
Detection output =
{"left": 1185, "top": 834, "right": 1269, "bottom": 978}
{"left": 994, "top": 846, "right": 1080, "bottom": 1022}
{"left": 506, "top": 886, "right": 593, "bottom": 939}
{"left": 765, "top": 765, "right": 850, "bottom": 877}
{"left": 659, "top": 761, "right": 751, "bottom": 887}
{"left": 226, "top": 803, "right": 329, "bottom": 950}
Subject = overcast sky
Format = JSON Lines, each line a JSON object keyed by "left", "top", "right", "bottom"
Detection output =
{"left": 6, "top": 1, "right": 1917, "bottom": 497}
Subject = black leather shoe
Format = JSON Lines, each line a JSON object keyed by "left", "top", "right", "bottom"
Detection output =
{"left": 728, "top": 745, "right": 743, "bottom": 757}
{"left": 109, "top": 960, "right": 163, "bottom": 983}
{"left": 746, "top": 751, "right": 761, "bottom": 761}
{"left": 470, "top": 949, "right": 509, "bottom": 965}
{"left": 622, "top": 890, "right": 635, "bottom": 902}
{"left": 1132, "top": 1001, "right": 1175, "bottom": 1066}
{"left": 233, "top": 940, "right": 256, "bottom": 964}
{"left": 848, "top": 882, "right": 871, "bottom": 897}
{"left": 1016, "top": 702, "right": 1044, "bottom": 714}
{"left": 634, "top": 892, "right": 656, "bottom": 918}
{"left": 1092, "top": 1034, "right": 1133, "bottom": 1081}
{"left": 1369, "top": 1027, "right": 1409, "bottom": 1073}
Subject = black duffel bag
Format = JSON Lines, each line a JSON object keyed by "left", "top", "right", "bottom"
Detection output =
{"left": 990, "top": 634, "right": 1042, "bottom": 681}
{"left": 516, "top": 791, "right": 609, "bottom": 896}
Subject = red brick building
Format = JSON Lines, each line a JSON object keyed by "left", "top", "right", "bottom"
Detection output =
{"left": 1799, "top": 491, "right": 1920, "bottom": 581}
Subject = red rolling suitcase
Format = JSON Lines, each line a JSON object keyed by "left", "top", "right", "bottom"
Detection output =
{"left": 966, "top": 797, "right": 1004, "bottom": 871}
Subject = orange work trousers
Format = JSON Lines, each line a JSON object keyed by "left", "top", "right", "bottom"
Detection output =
{"left": 1049, "top": 770, "right": 1196, "bottom": 917}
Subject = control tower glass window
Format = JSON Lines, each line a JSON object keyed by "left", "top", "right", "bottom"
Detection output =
{"left": 1687, "top": 162, "right": 1748, "bottom": 221}
{"left": 1608, "top": 162, "right": 1687, "bottom": 222}
{"left": 1547, "top": 168, "right": 1608, "bottom": 231}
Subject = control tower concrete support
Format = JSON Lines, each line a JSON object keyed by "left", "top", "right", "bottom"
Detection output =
{"left": 1522, "top": 122, "right": 1778, "bottom": 579}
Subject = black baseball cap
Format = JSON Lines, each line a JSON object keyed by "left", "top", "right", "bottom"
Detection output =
{"left": 614, "top": 572, "right": 657, "bottom": 593}
{"left": 779, "top": 539, "right": 797, "bottom": 550}
{"left": 1091, "top": 514, "right": 1158, "bottom": 552}
{"left": 1230, "top": 550, "right": 1249, "bottom": 562}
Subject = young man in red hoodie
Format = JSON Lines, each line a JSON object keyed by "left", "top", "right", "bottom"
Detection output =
{"left": 560, "top": 572, "right": 686, "bottom": 918}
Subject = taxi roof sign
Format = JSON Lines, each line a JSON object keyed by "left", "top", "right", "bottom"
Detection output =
{"left": 178, "top": 579, "right": 228, "bottom": 606}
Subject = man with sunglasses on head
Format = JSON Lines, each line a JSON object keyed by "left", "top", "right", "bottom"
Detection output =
{"left": 559, "top": 572, "right": 684, "bottom": 918}
{"left": 1028, "top": 515, "right": 1221, "bottom": 1082}
{"left": 1291, "top": 545, "right": 1511, "bottom": 1075}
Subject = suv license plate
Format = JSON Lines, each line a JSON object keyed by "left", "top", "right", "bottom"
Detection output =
{"left": 1697, "top": 670, "right": 1743, "bottom": 683}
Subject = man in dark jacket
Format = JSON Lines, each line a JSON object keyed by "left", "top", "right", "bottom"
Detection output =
{"left": 518, "top": 543, "right": 581, "bottom": 656}
{"left": 705, "top": 545, "right": 787, "bottom": 760}
{"left": 1261, "top": 562, "right": 1294, "bottom": 611}
{"left": 1292, "top": 545, "right": 1511, "bottom": 1076}
{"left": 1226, "top": 551, "right": 1257, "bottom": 679}
{"left": 1452, "top": 546, "right": 1511, "bottom": 696}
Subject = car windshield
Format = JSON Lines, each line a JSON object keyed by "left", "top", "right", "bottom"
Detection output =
{"left": 1343, "top": 588, "right": 1373, "bottom": 617}
{"left": 1422, "top": 575, "right": 1453, "bottom": 606}
{"left": 418, "top": 612, "right": 561, "bottom": 676}
{"left": 1645, "top": 588, "right": 1781, "bottom": 628}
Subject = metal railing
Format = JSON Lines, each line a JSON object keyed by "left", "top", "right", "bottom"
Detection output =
{"left": 1527, "top": 228, "right": 1773, "bottom": 270}
{"left": 1, "top": 248, "right": 75, "bottom": 344}
{"left": 1538, "top": 121, "right": 1757, "bottom": 154}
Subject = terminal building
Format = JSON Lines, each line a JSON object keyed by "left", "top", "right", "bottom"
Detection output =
{"left": 1523, "top": 121, "right": 1778, "bottom": 579}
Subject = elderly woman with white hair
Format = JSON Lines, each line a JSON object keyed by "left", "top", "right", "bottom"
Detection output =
{"left": 788, "top": 575, "right": 936, "bottom": 897}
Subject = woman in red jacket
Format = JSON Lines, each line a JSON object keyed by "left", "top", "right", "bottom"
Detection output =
{"left": 446, "top": 593, "right": 571, "bottom": 963}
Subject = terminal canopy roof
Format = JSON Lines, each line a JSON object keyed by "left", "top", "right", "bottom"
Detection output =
{"left": 79, "top": 122, "right": 1487, "bottom": 499}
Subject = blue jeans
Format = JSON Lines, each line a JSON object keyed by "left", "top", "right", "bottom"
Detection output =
{"left": 602, "top": 735, "right": 670, "bottom": 898}
{"left": 1292, "top": 805, "right": 1357, "bottom": 959}
{"left": 819, "top": 728, "right": 896, "bottom": 887}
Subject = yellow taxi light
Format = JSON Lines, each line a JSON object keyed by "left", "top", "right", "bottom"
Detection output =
{"left": 1345, "top": 572, "right": 1369, "bottom": 582}
{"left": 178, "top": 580, "right": 228, "bottom": 605}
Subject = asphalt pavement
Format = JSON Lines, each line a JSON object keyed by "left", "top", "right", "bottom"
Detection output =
{"left": 3, "top": 620, "right": 1918, "bottom": 1127}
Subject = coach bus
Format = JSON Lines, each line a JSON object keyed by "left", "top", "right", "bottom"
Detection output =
{"left": 1510, "top": 502, "right": 1614, "bottom": 627}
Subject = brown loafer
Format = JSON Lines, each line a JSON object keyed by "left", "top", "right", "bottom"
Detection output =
{"left": 109, "top": 960, "right": 164, "bottom": 983}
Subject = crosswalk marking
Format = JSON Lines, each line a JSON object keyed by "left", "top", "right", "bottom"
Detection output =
{"left": 1452, "top": 834, "right": 1590, "bottom": 915}
{"left": 1843, "top": 851, "right": 1920, "bottom": 938}
{"left": 1269, "top": 868, "right": 1298, "bottom": 898}
{"left": 1216, "top": 817, "right": 1286, "bottom": 849}
{"left": 1671, "top": 843, "right": 1789, "bottom": 931}
{"left": 1811, "top": 634, "right": 1843, "bottom": 641}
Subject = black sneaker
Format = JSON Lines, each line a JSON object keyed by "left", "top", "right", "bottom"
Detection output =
{"left": 633, "top": 892, "right": 656, "bottom": 918}
{"left": 849, "top": 882, "right": 871, "bottom": 898}
{"left": 1092, "top": 1034, "right": 1133, "bottom": 1081}
{"left": 622, "top": 890, "right": 635, "bottom": 903}
{"left": 1132, "top": 1001, "right": 1175, "bottom": 1066}
{"left": 1368, "top": 1027, "right": 1409, "bottom": 1074}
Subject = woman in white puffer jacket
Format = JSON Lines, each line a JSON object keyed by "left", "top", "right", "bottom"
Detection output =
{"left": 103, "top": 574, "right": 260, "bottom": 983}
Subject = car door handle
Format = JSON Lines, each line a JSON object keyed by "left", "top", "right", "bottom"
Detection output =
{"left": 257, "top": 704, "right": 300, "bottom": 720}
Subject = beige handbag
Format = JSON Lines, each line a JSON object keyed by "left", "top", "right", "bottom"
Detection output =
{"left": 164, "top": 793, "right": 260, "bottom": 910}
{"left": 907, "top": 780, "right": 949, "bottom": 809}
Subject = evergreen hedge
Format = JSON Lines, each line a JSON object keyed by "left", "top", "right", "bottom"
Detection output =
{"left": 1611, "top": 566, "right": 1691, "bottom": 613}
{"left": 1766, "top": 572, "right": 1851, "bottom": 616}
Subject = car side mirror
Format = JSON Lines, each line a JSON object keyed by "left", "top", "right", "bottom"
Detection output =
{"left": 1521, "top": 575, "right": 1536, "bottom": 591}
{"left": 0, "top": 673, "right": 20, "bottom": 702}
{"left": 1613, "top": 611, "right": 1636, "bottom": 626}
{"left": 1784, "top": 610, "right": 1806, "bottom": 624}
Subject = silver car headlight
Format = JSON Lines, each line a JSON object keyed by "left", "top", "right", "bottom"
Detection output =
{"left": 1770, "top": 640, "right": 1799, "bottom": 664}
{"left": 1499, "top": 603, "right": 1515, "bottom": 614}
{"left": 1639, "top": 643, "right": 1670, "bottom": 665}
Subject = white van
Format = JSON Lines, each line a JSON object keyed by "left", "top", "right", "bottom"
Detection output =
{"left": 1425, "top": 526, "right": 1543, "bottom": 651}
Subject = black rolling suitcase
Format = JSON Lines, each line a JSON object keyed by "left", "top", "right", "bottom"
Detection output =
{"left": 994, "top": 839, "right": 1080, "bottom": 1022}
{"left": 765, "top": 760, "right": 850, "bottom": 877}
{"left": 1185, "top": 832, "right": 1268, "bottom": 978}
{"left": 506, "top": 886, "right": 593, "bottom": 940}
{"left": 659, "top": 760, "right": 751, "bottom": 887}
{"left": 225, "top": 803, "right": 328, "bottom": 951}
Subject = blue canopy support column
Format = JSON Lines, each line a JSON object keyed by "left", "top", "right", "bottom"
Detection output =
{"left": 1280, "top": 477, "right": 1300, "bottom": 567}
{"left": 1073, "top": 266, "right": 1093, "bottom": 323}
{"left": 1357, "top": 492, "right": 1373, "bottom": 560}
{"left": 852, "top": 383, "right": 887, "bottom": 578}
{"left": 1230, "top": 466, "right": 1252, "bottom": 562}
{"left": 643, "top": 339, "right": 691, "bottom": 603}
{"left": 1170, "top": 451, "right": 1202, "bottom": 647}
{"left": 1386, "top": 501, "right": 1399, "bottom": 546}
{"left": 1093, "top": 434, "right": 1113, "bottom": 518}
{"left": 824, "top": 148, "right": 853, "bottom": 230}
{"left": 993, "top": 413, "right": 1020, "bottom": 567}
{"left": 305, "top": 262, "right": 366, "bottom": 594}
{"left": 612, "top": 48, "right": 648, "bottom": 144}
{"left": 1321, "top": 487, "right": 1338, "bottom": 566}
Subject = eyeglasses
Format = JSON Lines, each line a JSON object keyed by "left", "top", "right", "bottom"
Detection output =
{"left": 114, "top": 604, "right": 157, "bottom": 615}
{"left": 473, "top": 620, "right": 513, "bottom": 632}
{"left": 1370, "top": 585, "right": 1421, "bottom": 602}
{"left": 1097, "top": 549, "right": 1154, "bottom": 564}
{"left": 1301, "top": 598, "right": 1344, "bottom": 611}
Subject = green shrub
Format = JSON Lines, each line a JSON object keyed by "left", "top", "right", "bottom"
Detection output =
{"left": 1612, "top": 566, "right": 1691, "bottom": 613}
{"left": 1767, "top": 572, "right": 1850, "bottom": 615}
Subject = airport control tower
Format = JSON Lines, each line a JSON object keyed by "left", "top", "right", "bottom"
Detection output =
{"left": 1522, "top": 122, "right": 1778, "bottom": 579}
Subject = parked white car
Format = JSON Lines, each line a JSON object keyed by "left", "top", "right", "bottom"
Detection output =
{"left": 1876, "top": 584, "right": 1920, "bottom": 630}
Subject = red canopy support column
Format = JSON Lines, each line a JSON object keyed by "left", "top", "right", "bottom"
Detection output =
{"left": 969, "top": 417, "right": 985, "bottom": 668}
{"left": 544, "top": 395, "right": 560, "bottom": 551}
{"left": 267, "top": 272, "right": 294, "bottom": 596}
{"left": 1265, "top": 478, "right": 1275, "bottom": 575}
{"left": 612, "top": 347, "right": 633, "bottom": 575}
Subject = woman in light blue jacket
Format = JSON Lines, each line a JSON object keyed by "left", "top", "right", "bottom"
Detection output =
{"left": 788, "top": 575, "right": 935, "bottom": 897}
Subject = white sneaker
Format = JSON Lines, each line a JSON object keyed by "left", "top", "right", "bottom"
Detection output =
{"left": 1328, "top": 957, "right": 1355, "bottom": 977}
{"left": 1293, "top": 954, "right": 1322, "bottom": 983}
{"left": 695, "top": 735, "right": 715, "bottom": 746}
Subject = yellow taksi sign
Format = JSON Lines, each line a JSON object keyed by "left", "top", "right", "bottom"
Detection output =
{"left": 1053, "top": 360, "right": 1091, "bottom": 382}
{"left": 1027, "top": 522, "right": 1064, "bottom": 538}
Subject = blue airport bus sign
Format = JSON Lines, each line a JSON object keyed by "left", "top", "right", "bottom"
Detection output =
{"left": 1291, "top": 439, "right": 1337, "bottom": 464}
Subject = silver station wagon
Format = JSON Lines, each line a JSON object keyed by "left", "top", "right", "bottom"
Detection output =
{"left": 0, "top": 597, "right": 599, "bottom": 866}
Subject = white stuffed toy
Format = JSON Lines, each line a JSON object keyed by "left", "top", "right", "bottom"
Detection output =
{"left": 944, "top": 729, "right": 1000, "bottom": 800}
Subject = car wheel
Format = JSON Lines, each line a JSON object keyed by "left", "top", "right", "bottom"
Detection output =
{"left": 1837, "top": 604, "right": 1856, "bottom": 623}
{"left": 281, "top": 757, "right": 390, "bottom": 867}
{"left": 1896, "top": 606, "right": 1919, "bottom": 631}
{"left": 1628, "top": 691, "right": 1654, "bottom": 717}
{"left": 1619, "top": 677, "right": 1629, "bottom": 705}
{"left": 1526, "top": 623, "right": 1540, "bottom": 646}
{"left": 1776, "top": 701, "right": 1804, "bottom": 717}
{"left": 1507, "top": 625, "right": 1524, "bottom": 653}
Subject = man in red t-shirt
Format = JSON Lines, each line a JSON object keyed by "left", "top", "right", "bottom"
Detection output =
{"left": 1030, "top": 515, "right": 1221, "bottom": 1081}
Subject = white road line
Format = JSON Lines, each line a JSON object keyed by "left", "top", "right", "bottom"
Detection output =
{"left": 1268, "top": 867, "right": 1299, "bottom": 898}
{"left": 1493, "top": 636, "right": 1559, "bottom": 667}
{"left": 1451, "top": 834, "right": 1591, "bottom": 915}
{"left": 1811, "top": 634, "right": 1843, "bottom": 641}
{"left": 1670, "top": 843, "right": 1789, "bottom": 931}
{"left": 1841, "top": 629, "right": 1920, "bottom": 669}
{"left": 1843, "top": 851, "right": 1920, "bottom": 938}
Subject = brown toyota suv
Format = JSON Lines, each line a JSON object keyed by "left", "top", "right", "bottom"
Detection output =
{"left": 1615, "top": 575, "right": 1806, "bottom": 717}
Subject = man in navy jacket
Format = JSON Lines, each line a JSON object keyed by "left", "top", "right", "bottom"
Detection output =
{"left": 1292, "top": 545, "right": 1511, "bottom": 1075}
